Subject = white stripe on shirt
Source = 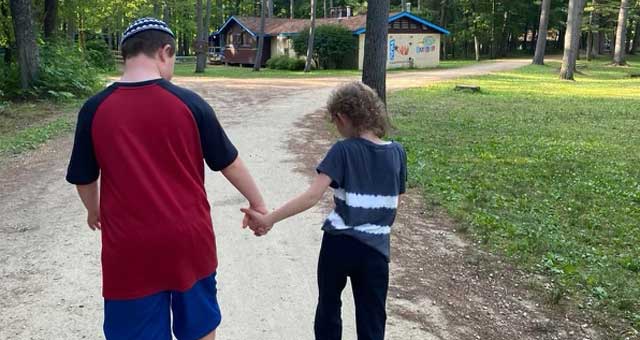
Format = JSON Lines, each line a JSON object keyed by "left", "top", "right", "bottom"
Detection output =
{"left": 326, "top": 211, "right": 391, "bottom": 235}
{"left": 333, "top": 188, "right": 398, "bottom": 209}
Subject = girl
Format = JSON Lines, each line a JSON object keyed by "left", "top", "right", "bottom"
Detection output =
{"left": 242, "top": 81, "right": 407, "bottom": 340}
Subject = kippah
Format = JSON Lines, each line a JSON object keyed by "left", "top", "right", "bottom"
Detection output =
{"left": 121, "top": 17, "right": 175, "bottom": 45}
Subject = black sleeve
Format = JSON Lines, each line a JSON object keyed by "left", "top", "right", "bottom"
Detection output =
{"left": 193, "top": 101, "right": 238, "bottom": 171}
{"left": 316, "top": 142, "right": 345, "bottom": 189}
{"left": 398, "top": 144, "right": 408, "bottom": 194}
{"left": 158, "top": 81, "right": 238, "bottom": 171}
{"left": 65, "top": 90, "right": 112, "bottom": 185}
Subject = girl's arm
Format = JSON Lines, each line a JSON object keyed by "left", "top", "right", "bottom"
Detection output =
{"left": 241, "top": 173, "right": 333, "bottom": 230}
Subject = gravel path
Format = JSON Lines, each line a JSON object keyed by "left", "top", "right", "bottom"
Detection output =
{"left": 0, "top": 60, "right": 531, "bottom": 340}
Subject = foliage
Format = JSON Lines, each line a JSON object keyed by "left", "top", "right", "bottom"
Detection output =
{"left": 0, "top": 40, "right": 104, "bottom": 100}
{"left": 388, "top": 57, "right": 640, "bottom": 330}
{"left": 84, "top": 37, "right": 115, "bottom": 71}
{"left": 266, "top": 55, "right": 306, "bottom": 70}
{"left": 293, "top": 24, "right": 355, "bottom": 69}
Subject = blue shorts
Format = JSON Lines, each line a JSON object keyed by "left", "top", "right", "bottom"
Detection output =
{"left": 104, "top": 273, "right": 221, "bottom": 340}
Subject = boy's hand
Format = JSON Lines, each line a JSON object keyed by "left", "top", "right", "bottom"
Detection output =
{"left": 241, "top": 207, "right": 273, "bottom": 236}
{"left": 87, "top": 210, "right": 101, "bottom": 231}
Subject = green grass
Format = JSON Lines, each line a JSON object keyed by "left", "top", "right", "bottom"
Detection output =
{"left": 0, "top": 100, "right": 78, "bottom": 156}
{"left": 107, "top": 59, "right": 481, "bottom": 79}
{"left": 388, "top": 57, "right": 640, "bottom": 330}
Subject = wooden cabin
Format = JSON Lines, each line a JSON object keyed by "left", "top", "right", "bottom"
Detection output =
{"left": 211, "top": 11, "right": 449, "bottom": 69}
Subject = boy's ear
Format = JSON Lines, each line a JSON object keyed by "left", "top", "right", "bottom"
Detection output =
{"left": 159, "top": 44, "right": 173, "bottom": 62}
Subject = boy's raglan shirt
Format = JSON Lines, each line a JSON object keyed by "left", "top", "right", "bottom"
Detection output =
{"left": 316, "top": 138, "right": 407, "bottom": 261}
{"left": 66, "top": 78, "right": 237, "bottom": 300}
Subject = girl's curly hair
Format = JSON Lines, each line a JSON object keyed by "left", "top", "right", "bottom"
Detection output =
{"left": 326, "top": 82, "right": 390, "bottom": 138}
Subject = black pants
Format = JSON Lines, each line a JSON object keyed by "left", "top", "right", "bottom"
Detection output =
{"left": 314, "top": 233, "right": 389, "bottom": 340}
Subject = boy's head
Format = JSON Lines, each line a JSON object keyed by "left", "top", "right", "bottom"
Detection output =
{"left": 121, "top": 18, "right": 176, "bottom": 80}
{"left": 326, "top": 82, "right": 390, "bottom": 138}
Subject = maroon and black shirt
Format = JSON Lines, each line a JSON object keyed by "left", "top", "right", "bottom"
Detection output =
{"left": 66, "top": 78, "right": 237, "bottom": 300}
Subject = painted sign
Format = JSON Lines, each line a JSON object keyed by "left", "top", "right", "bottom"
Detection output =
{"left": 387, "top": 34, "right": 440, "bottom": 69}
{"left": 389, "top": 38, "right": 396, "bottom": 61}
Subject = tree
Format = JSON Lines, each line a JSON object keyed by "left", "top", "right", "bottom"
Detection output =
{"left": 153, "top": 0, "right": 161, "bottom": 17}
{"left": 532, "top": 0, "right": 551, "bottom": 65}
{"left": 44, "top": 0, "right": 57, "bottom": 38}
{"left": 293, "top": 24, "right": 354, "bottom": 69}
{"left": 560, "top": 0, "right": 585, "bottom": 80}
{"left": 290, "top": 0, "right": 294, "bottom": 19}
{"left": 9, "top": 0, "right": 39, "bottom": 89}
{"left": 304, "top": 0, "right": 316, "bottom": 73}
{"left": 631, "top": 21, "right": 640, "bottom": 54}
{"left": 267, "top": 0, "right": 273, "bottom": 17}
{"left": 254, "top": 0, "right": 265, "bottom": 71}
{"left": 612, "top": 0, "right": 630, "bottom": 65}
{"left": 195, "top": 0, "right": 211, "bottom": 73}
{"left": 361, "top": 0, "right": 389, "bottom": 103}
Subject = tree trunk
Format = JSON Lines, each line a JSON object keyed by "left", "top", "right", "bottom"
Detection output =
{"left": 533, "top": 0, "right": 551, "bottom": 65}
{"left": 44, "top": 0, "right": 57, "bottom": 38}
{"left": 560, "top": 0, "right": 585, "bottom": 80}
{"left": 439, "top": 0, "right": 446, "bottom": 60}
{"left": 361, "top": 0, "right": 389, "bottom": 103}
{"left": 401, "top": 0, "right": 406, "bottom": 11}
{"left": 474, "top": 35, "right": 480, "bottom": 61}
{"left": 631, "top": 21, "right": 640, "bottom": 54}
{"left": 163, "top": 0, "right": 172, "bottom": 24}
{"left": 2, "top": 2, "right": 12, "bottom": 64}
{"left": 254, "top": 0, "right": 266, "bottom": 71}
{"left": 195, "top": 0, "right": 207, "bottom": 73}
{"left": 9, "top": 0, "right": 39, "bottom": 89}
{"left": 586, "top": 2, "right": 595, "bottom": 61}
{"left": 612, "top": 0, "right": 630, "bottom": 65}
{"left": 304, "top": 0, "right": 316, "bottom": 72}
{"left": 290, "top": 0, "right": 294, "bottom": 19}
{"left": 490, "top": 0, "right": 496, "bottom": 58}
{"left": 323, "top": 0, "right": 327, "bottom": 18}
{"left": 217, "top": 0, "right": 223, "bottom": 25}
{"left": 153, "top": 0, "right": 161, "bottom": 17}
{"left": 267, "top": 0, "right": 273, "bottom": 17}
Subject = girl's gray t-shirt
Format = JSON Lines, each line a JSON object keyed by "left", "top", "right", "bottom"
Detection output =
{"left": 316, "top": 138, "right": 407, "bottom": 261}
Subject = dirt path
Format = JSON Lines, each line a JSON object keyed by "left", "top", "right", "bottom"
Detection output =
{"left": 0, "top": 59, "right": 573, "bottom": 340}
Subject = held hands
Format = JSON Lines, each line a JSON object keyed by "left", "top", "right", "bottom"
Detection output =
{"left": 241, "top": 206, "right": 274, "bottom": 237}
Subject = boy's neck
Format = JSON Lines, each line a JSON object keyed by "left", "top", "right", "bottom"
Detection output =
{"left": 120, "top": 56, "right": 162, "bottom": 83}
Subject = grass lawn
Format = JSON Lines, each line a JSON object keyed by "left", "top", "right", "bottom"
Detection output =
{"left": 0, "top": 100, "right": 79, "bottom": 157}
{"left": 107, "top": 59, "right": 481, "bottom": 78}
{"left": 388, "top": 57, "right": 640, "bottom": 330}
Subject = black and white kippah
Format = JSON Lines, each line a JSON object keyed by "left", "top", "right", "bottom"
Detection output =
{"left": 121, "top": 17, "right": 175, "bottom": 44}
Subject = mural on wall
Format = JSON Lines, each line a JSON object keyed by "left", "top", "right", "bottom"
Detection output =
{"left": 389, "top": 34, "right": 438, "bottom": 67}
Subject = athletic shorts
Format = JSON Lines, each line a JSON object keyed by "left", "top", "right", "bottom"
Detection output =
{"left": 103, "top": 273, "right": 221, "bottom": 340}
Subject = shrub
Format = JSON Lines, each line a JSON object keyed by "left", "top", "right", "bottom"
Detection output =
{"left": 0, "top": 40, "right": 104, "bottom": 100}
{"left": 85, "top": 37, "right": 115, "bottom": 71}
{"left": 266, "top": 55, "right": 305, "bottom": 70}
{"left": 293, "top": 24, "right": 356, "bottom": 69}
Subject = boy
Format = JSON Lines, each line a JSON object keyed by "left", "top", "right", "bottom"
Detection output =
{"left": 66, "top": 18, "right": 267, "bottom": 340}
{"left": 243, "top": 82, "right": 407, "bottom": 340}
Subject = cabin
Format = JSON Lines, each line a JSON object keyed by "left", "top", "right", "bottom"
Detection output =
{"left": 211, "top": 11, "right": 449, "bottom": 69}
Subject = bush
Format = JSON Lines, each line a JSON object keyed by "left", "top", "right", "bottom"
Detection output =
{"left": 0, "top": 40, "right": 104, "bottom": 100}
{"left": 266, "top": 55, "right": 306, "bottom": 70}
{"left": 293, "top": 24, "right": 356, "bottom": 69}
{"left": 85, "top": 37, "right": 115, "bottom": 71}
